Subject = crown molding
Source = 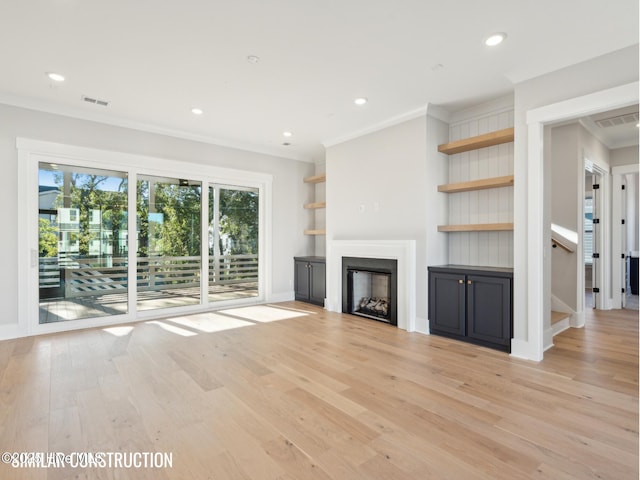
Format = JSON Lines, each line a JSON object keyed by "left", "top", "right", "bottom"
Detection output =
{"left": 0, "top": 93, "right": 312, "bottom": 163}
{"left": 322, "top": 105, "right": 428, "bottom": 148}
{"left": 449, "top": 94, "right": 514, "bottom": 125}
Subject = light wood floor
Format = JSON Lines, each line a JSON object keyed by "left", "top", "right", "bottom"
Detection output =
{"left": 0, "top": 302, "right": 637, "bottom": 479}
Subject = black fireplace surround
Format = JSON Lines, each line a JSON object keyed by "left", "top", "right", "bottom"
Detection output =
{"left": 342, "top": 257, "right": 398, "bottom": 326}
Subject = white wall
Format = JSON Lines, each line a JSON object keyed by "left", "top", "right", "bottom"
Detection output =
{"left": 513, "top": 44, "right": 638, "bottom": 359}
{"left": 0, "top": 103, "right": 314, "bottom": 331}
{"left": 325, "top": 115, "right": 434, "bottom": 329}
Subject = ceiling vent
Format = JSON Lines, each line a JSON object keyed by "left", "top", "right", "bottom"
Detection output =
{"left": 595, "top": 112, "right": 638, "bottom": 128}
{"left": 81, "top": 95, "right": 109, "bottom": 107}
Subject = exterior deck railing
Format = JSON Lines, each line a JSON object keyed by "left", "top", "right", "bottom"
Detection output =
{"left": 39, "top": 254, "right": 259, "bottom": 298}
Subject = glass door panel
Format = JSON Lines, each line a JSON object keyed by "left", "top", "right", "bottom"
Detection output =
{"left": 208, "top": 185, "right": 259, "bottom": 302}
{"left": 137, "top": 176, "right": 202, "bottom": 311}
{"left": 38, "top": 163, "right": 128, "bottom": 323}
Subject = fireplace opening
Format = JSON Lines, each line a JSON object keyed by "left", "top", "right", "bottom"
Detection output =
{"left": 342, "top": 257, "right": 397, "bottom": 326}
{"left": 348, "top": 269, "right": 391, "bottom": 322}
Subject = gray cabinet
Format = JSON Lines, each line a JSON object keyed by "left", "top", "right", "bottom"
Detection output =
{"left": 428, "top": 265, "right": 512, "bottom": 352}
{"left": 294, "top": 257, "right": 326, "bottom": 306}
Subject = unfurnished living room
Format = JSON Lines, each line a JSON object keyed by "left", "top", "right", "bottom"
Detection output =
{"left": 0, "top": 1, "right": 638, "bottom": 479}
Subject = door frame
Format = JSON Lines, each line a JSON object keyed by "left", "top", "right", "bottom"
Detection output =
{"left": 612, "top": 164, "right": 640, "bottom": 307}
{"left": 523, "top": 81, "right": 638, "bottom": 361}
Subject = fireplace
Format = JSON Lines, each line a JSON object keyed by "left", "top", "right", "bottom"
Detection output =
{"left": 328, "top": 240, "right": 416, "bottom": 332}
{"left": 342, "top": 257, "right": 397, "bottom": 326}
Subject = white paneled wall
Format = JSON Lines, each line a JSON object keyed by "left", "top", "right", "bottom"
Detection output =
{"left": 446, "top": 109, "right": 514, "bottom": 267}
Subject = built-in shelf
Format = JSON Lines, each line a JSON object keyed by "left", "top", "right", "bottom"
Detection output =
{"left": 437, "top": 223, "right": 514, "bottom": 232}
{"left": 303, "top": 174, "right": 326, "bottom": 184}
{"left": 304, "top": 201, "right": 326, "bottom": 209}
{"left": 437, "top": 128, "right": 514, "bottom": 236}
{"left": 304, "top": 174, "right": 326, "bottom": 235}
{"left": 438, "top": 127, "right": 514, "bottom": 155}
{"left": 438, "top": 175, "right": 514, "bottom": 193}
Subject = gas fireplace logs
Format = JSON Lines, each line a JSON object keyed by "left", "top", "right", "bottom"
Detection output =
{"left": 358, "top": 297, "right": 389, "bottom": 316}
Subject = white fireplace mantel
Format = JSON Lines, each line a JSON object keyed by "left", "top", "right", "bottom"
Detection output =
{"left": 326, "top": 239, "right": 416, "bottom": 332}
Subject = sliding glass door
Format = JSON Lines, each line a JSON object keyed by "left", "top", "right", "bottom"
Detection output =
{"left": 137, "top": 176, "right": 202, "bottom": 311}
{"left": 209, "top": 185, "right": 259, "bottom": 302}
{"left": 30, "top": 144, "right": 265, "bottom": 329}
{"left": 38, "top": 162, "right": 128, "bottom": 323}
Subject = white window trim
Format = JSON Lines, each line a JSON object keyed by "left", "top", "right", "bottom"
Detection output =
{"left": 17, "top": 138, "right": 273, "bottom": 337}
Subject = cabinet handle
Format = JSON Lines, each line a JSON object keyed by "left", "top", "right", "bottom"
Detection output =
{"left": 458, "top": 279, "right": 464, "bottom": 284}
{"left": 467, "top": 280, "right": 472, "bottom": 285}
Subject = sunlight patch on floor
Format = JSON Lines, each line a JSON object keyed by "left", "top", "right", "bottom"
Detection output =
{"left": 220, "top": 305, "right": 309, "bottom": 322}
{"left": 169, "top": 313, "right": 254, "bottom": 333}
{"left": 146, "top": 320, "right": 198, "bottom": 337}
{"left": 102, "top": 325, "right": 135, "bottom": 337}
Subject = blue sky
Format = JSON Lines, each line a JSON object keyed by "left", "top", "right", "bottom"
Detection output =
{"left": 39, "top": 168, "right": 127, "bottom": 192}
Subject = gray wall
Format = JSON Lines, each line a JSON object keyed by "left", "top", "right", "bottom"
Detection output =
{"left": 611, "top": 146, "right": 639, "bottom": 167}
{"left": 0, "top": 103, "right": 314, "bottom": 329}
{"left": 550, "top": 123, "right": 581, "bottom": 311}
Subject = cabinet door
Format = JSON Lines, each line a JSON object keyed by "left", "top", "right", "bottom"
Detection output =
{"left": 294, "top": 261, "right": 310, "bottom": 301}
{"left": 467, "top": 275, "right": 511, "bottom": 347}
{"left": 429, "top": 271, "right": 466, "bottom": 336}
{"left": 309, "top": 261, "right": 326, "bottom": 306}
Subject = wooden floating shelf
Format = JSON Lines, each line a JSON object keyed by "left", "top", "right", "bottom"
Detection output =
{"left": 304, "top": 229, "right": 326, "bottom": 235}
{"left": 303, "top": 201, "right": 326, "bottom": 209}
{"left": 438, "top": 175, "right": 514, "bottom": 193}
{"left": 438, "top": 127, "right": 514, "bottom": 155}
{"left": 303, "top": 174, "right": 326, "bottom": 184}
{"left": 438, "top": 223, "right": 514, "bottom": 232}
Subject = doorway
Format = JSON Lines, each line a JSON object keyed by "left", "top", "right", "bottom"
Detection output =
{"left": 523, "top": 82, "right": 638, "bottom": 361}
{"left": 622, "top": 172, "right": 639, "bottom": 311}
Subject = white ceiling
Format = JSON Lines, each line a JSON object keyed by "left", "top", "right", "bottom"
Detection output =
{"left": 0, "top": 0, "right": 638, "bottom": 162}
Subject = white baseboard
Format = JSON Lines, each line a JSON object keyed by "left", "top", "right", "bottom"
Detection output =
{"left": 544, "top": 328, "right": 554, "bottom": 351}
{"left": 0, "top": 323, "right": 24, "bottom": 341}
{"left": 510, "top": 339, "right": 542, "bottom": 362}
{"left": 269, "top": 290, "right": 295, "bottom": 303}
{"left": 544, "top": 317, "right": 571, "bottom": 351}
{"left": 570, "top": 310, "right": 585, "bottom": 328}
{"left": 413, "top": 316, "right": 429, "bottom": 335}
{"left": 550, "top": 294, "right": 574, "bottom": 314}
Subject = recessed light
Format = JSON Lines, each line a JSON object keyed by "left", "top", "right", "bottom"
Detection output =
{"left": 191, "top": 108, "right": 203, "bottom": 115}
{"left": 484, "top": 32, "right": 507, "bottom": 47}
{"left": 283, "top": 131, "right": 293, "bottom": 137}
{"left": 247, "top": 55, "right": 260, "bottom": 64}
{"left": 354, "top": 97, "right": 368, "bottom": 106}
{"left": 46, "top": 72, "right": 65, "bottom": 82}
